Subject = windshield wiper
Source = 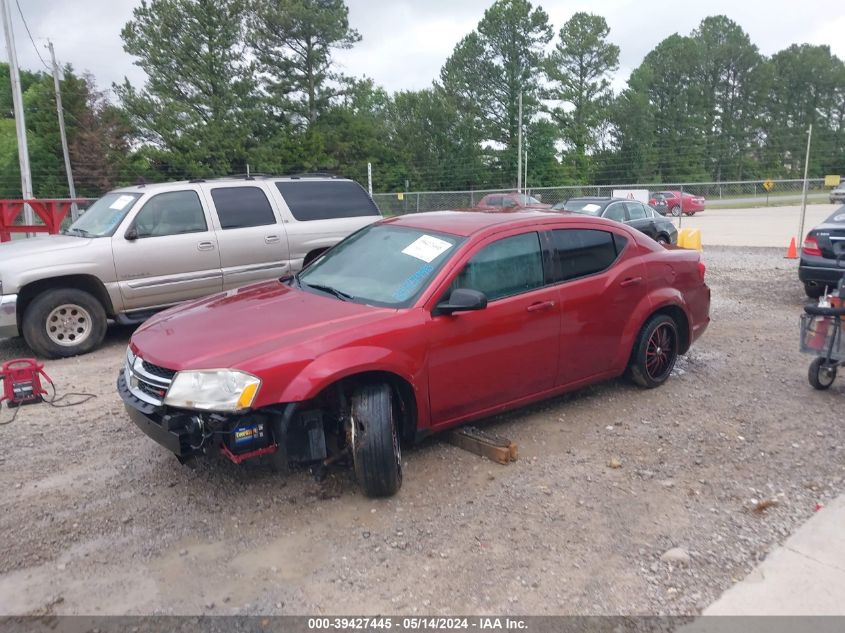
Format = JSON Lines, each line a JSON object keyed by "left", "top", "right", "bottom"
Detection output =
{"left": 64, "top": 227, "right": 92, "bottom": 237}
{"left": 302, "top": 282, "right": 354, "bottom": 302}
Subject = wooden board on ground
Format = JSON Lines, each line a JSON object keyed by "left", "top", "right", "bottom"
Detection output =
{"left": 447, "top": 426, "right": 518, "bottom": 465}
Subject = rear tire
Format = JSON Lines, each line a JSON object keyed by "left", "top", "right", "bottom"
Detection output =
{"left": 350, "top": 383, "right": 402, "bottom": 497}
{"left": 804, "top": 283, "right": 825, "bottom": 299}
{"left": 629, "top": 314, "right": 679, "bottom": 389}
{"left": 22, "top": 288, "right": 107, "bottom": 358}
{"left": 670, "top": 205, "right": 681, "bottom": 217}
{"left": 809, "top": 357, "right": 836, "bottom": 390}
{"left": 656, "top": 234, "right": 670, "bottom": 245}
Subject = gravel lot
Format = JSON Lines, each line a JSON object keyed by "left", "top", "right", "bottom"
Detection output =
{"left": 0, "top": 246, "right": 843, "bottom": 617}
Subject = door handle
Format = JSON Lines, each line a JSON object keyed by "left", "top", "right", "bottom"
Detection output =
{"left": 197, "top": 241, "right": 215, "bottom": 251}
{"left": 620, "top": 276, "right": 642, "bottom": 287}
{"left": 526, "top": 300, "right": 555, "bottom": 312}
{"left": 265, "top": 235, "right": 281, "bottom": 244}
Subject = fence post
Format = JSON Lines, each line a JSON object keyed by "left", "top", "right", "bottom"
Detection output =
{"left": 416, "top": 193, "right": 420, "bottom": 213}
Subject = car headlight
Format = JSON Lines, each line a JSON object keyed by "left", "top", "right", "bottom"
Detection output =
{"left": 163, "top": 370, "right": 261, "bottom": 412}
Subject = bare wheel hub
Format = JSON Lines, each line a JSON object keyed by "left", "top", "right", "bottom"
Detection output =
{"left": 46, "top": 303, "right": 92, "bottom": 347}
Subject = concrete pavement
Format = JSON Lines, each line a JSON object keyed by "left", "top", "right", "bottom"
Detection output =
{"left": 699, "top": 492, "right": 845, "bottom": 616}
{"left": 673, "top": 203, "right": 838, "bottom": 248}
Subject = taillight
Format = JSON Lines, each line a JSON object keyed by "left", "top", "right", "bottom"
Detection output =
{"left": 803, "top": 235, "right": 822, "bottom": 257}
{"left": 697, "top": 261, "right": 706, "bottom": 282}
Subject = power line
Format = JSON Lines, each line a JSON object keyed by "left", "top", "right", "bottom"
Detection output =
{"left": 13, "top": 0, "right": 49, "bottom": 71}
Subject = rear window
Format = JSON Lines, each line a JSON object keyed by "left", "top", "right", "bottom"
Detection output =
{"left": 550, "top": 229, "right": 623, "bottom": 282}
{"left": 210, "top": 187, "right": 276, "bottom": 229}
{"left": 275, "top": 180, "right": 380, "bottom": 222}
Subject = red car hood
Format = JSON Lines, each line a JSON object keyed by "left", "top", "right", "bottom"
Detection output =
{"left": 130, "top": 281, "right": 397, "bottom": 371}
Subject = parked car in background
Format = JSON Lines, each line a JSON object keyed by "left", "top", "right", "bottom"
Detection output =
{"left": 649, "top": 193, "right": 670, "bottom": 216}
{"left": 552, "top": 197, "right": 678, "bottom": 245}
{"left": 0, "top": 175, "right": 381, "bottom": 358}
{"left": 830, "top": 184, "right": 845, "bottom": 204}
{"left": 649, "top": 191, "right": 705, "bottom": 216}
{"left": 120, "top": 210, "right": 710, "bottom": 497}
{"left": 799, "top": 208, "right": 845, "bottom": 297}
{"left": 469, "top": 192, "right": 551, "bottom": 212}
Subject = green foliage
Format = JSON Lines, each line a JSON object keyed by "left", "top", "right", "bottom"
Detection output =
{"left": 116, "top": 0, "right": 261, "bottom": 176}
{"left": 250, "top": 0, "right": 361, "bottom": 127}
{"left": 545, "top": 12, "right": 619, "bottom": 182}
{"left": 441, "top": 0, "right": 552, "bottom": 186}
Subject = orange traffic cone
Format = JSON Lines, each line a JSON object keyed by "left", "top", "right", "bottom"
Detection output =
{"left": 785, "top": 237, "right": 798, "bottom": 259}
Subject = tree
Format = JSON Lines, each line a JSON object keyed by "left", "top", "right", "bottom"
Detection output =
{"left": 545, "top": 12, "right": 619, "bottom": 182}
{"left": 759, "top": 44, "right": 845, "bottom": 177}
{"left": 692, "top": 16, "right": 766, "bottom": 180}
{"left": 441, "top": 0, "right": 552, "bottom": 186}
{"left": 250, "top": 0, "right": 361, "bottom": 127}
{"left": 385, "top": 87, "right": 487, "bottom": 191}
{"left": 116, "top": 0, "right": 260, "bottom": 177}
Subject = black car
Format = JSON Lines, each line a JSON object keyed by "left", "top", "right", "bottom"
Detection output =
{"left": 552, "top": 197, "right": 677, "bottom": 245}
{"left": 799, "top": 206, "right": 845, "bottom": 297}
{"left": 650, "top": 193, "right": 670, "bottom": 216}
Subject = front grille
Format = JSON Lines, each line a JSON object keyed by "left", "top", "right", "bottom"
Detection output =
{"left": 125, "top": 350, "right": 175, "bottom": 407}
{"left": 142, "top": 360, "right": 176, "bottom": 380}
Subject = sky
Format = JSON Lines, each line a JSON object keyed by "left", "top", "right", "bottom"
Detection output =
{"left": 3, "top": 0, "right": 844, "bottom": 96}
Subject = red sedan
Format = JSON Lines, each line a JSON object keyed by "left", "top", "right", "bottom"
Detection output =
{"left": 470, "top": 192, "right": 552, "bottom": 212}
{"left": 649, "top": 191, "right": 706, "bottom": 216}
{"left": 119, "top": 211, "right": 710, "bottom": 497}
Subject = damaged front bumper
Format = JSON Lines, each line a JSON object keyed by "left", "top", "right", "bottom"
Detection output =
{"left": 118, "top": 372, "right": 327, "bottom": 468}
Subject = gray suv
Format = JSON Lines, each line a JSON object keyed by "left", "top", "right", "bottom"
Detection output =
{"left": 0, "top": 175, "right": 381, "bottom": 357}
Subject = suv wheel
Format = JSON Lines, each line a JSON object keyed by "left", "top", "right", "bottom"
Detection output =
{"left": 23, "top": 288, "right": 107, "bottom": 358}
{"left": 349, "top": 383, "right": 402, "bottom": 497}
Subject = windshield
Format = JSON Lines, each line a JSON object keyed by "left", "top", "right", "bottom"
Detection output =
{"left": 297, "top": 224, "right": 464, "bottom": 307}
{"left": 65, "top": 192, "right": 143, "bottom": 237}
{"left": 563, "top": 200, "right": 604, "bottom": 215}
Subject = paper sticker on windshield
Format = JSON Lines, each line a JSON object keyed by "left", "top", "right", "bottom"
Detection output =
{"left": 402, "top": 235, "right": 453, "bottom": 263}
{"left": 583, "top": 204, "right": 601, "bottom": 212}
{"left": 109, "top": 195, "right": 135, "bottom": 211}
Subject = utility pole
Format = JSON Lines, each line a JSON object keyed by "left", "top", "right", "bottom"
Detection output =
{"left": 367, "top": 162, "right": 373, "bottom": 197}
{"left": 516, "top": 92, "right": 523, "bottom": 193}
{"left": 1, "top": 0, "right": 34, "bottom": 229}
{"left": 524, "top": 149, "right": 528, "bottom": 194}
{"left": 797, "top": 124, "right": 813, "bottom": 247}
{"left": 48, "top": 41, "right": 78, "bottom": 220}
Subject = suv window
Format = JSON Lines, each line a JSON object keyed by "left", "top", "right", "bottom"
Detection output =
{"left": 625, "top": 202, "right": 647, "bottom": 220}
{"left": 550, "top": 229, "right": 621, "bottom": 282}
{"left": 210, "top": 187, "right": 276, "bottom": 229}
{"left": 132, "top": 191, "right": 207, "bottom": 238}
{"left": 451, "top": 232, "right": 544, "bottom": 301}
{"left": 604, "top": 203, "right": 626, "bottom": 222}
{"left": 275, "top": 180, "right": 380, "bottom": 222}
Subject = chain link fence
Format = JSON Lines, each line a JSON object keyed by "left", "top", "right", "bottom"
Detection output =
{"left": 372, "top": 178, "right": 830, "bottom": 216}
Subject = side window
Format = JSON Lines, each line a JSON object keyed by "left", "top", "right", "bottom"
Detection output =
{"left": 275, "top": 181, "right": 379, "bottom": 221}
{"left": 502, "top": 196, "right": 518, "bottom": 208}
{"left": 132, "top": 191, "right": 207, "bottom": 238}
{"left": 604, "top": 203, "right": 626, "bottom": 222}
{"left": 210, "top": 187, "right": 276, "bottom": 229}
{"left": 450, "top": 232, "right": 544, "bottom": 301}
{"left": 550, "top": 229, "right": 620, "bottom": 282}
{"left": 485, "top": 196, "right": 503, "bottom": 207}
{"left": 625, "top": 202, "right": 647, "bottom": 220}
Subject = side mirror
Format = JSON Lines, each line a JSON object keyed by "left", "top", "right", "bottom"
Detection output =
{"left": 434, "top": 288, "right": 488, "bottom": 315}
{"left": 124, "top": 226, "right": 139, "bottom": 241}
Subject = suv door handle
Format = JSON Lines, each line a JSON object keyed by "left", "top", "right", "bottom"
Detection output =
{"left": 620, "top": 276, "right": 642, "bottom": 287}
{"left": 197, "top": 241, "right": 215, "bottom": 251}
{"left": 526, "top": 300, "right": 555, "bottom": 312}
{"left": 265, "top": 235, "right": 281, "bottom": 244}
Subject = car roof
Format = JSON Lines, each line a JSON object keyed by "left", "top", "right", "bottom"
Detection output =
{"left": 379, "top": 210, "right": 619, "bottom": 238}
{"left": 565, "top": 197, "right": 636, "bottom": 204}
{"left": 111, "top": 174, "right": 354, "bottom": 194}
